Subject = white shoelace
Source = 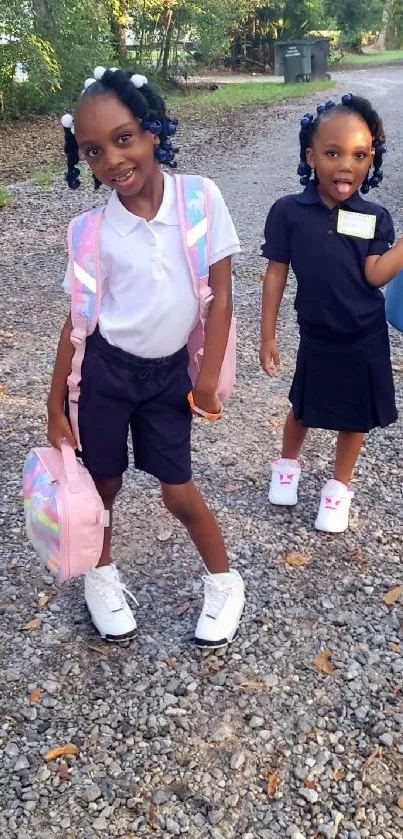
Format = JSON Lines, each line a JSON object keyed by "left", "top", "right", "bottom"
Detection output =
{"left": 91, "top": 570, "right": 139, "bottom": 613}
{"left": 202, "top": 575, "right": 234, "bottom": 620}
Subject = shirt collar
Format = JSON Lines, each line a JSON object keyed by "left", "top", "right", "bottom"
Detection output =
{"left": 104, "top": 171, "right": 178, "bottom": 236}
{"left": 296, "top": 179, "right": 368, "bottom": 212}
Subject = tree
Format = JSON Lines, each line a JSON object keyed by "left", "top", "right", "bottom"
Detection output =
{"left": 327, "top": 0, "right": 384, "bottom": 50}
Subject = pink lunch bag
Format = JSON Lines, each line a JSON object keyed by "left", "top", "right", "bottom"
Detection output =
{"left": 23, "top": 442, "right": 107, "bottom": 583}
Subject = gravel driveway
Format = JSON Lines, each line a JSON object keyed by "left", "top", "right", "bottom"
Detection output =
{"left": 1, "top": 67, "right": 403, "bottom": 839}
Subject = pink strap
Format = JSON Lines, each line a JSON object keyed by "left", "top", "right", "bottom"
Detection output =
{"left": 67, "top": 317, "right": 88, "bottom": 451}
{"left": 61, "top": 441, "right": 81, "bottom": 493}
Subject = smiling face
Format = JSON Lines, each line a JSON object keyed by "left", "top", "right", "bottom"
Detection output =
{"left": 306, "top": 111, "right": 375, "bottom": 207}
{"left": 74, "top": 91, "right": 159, "bottom": 199}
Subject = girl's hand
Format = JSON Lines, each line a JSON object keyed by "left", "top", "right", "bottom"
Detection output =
{"left": 260, "top": 339, "right": 280, "bottom": 377}
{"left": 47, "top": 409, "right": 77, "bottom": 451}
{"left": 190, "top": 387, "right": 222, "bottom": 419}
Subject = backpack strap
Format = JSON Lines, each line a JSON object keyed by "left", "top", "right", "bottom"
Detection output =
{"left": 175, "top": 174, "right": 211, "bottom": 298}
{"left": 67, "top": 207, "right": 103, "bottom": 450}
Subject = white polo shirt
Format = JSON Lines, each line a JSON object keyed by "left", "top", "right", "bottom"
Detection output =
{"left": 63, "top": 172, "right": 240, "bottom": 358}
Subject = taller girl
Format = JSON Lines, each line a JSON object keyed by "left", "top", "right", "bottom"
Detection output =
{"left": 260, "top": 94, "right": 403, "bottom": 533}
{"left": 47, "top": 67, "right": 244, "bottom": 647}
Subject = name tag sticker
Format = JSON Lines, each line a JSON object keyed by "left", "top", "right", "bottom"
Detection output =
{"left": 337, "top": 209, "right": 376, "bottom": 240}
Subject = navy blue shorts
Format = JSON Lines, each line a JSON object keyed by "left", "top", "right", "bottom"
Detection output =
{"left": 75, "top": 329, "right": 192, "bottom": 484}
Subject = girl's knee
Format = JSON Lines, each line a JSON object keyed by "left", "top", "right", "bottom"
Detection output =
{"left": 162, "top": 482, "right": 197, "bottom": 523}
{"left": 94, "top": 475, "right": 123, "bottom": 506}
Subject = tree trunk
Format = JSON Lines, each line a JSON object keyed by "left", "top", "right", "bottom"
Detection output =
{"left": 161, "top": 9, "right": 175, "bottom": 77}
{"left": 375, "top": 1, "right": 390, "bottom": 51}
{"left": 32, "top": 0, "right": 52, "bottom": 35}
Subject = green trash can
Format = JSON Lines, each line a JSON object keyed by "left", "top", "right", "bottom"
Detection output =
{"left": 309, "top": 36, "right": 332, "bottom": 79}
{"left": 274, "top": 40, "right": 312, "bottom": 82}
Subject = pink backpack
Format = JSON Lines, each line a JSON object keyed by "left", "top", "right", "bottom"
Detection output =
{"left": 23, "top": 442, "right": 107, "bottom": 583}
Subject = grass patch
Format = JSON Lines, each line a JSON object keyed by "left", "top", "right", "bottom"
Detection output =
{"left": 167, "top": 79, "right": 334, "bottom": 113}
{"left": 33, "top": 169, "right": 56, "bottom": 189}
{"left": 0, "top": 185, "right": 12, "bottom": 208}
{"left": 338, "top": 50, "right": 403, "bottom": 66}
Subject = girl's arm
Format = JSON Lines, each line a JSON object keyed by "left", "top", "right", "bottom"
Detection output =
{"left": 192, "top": 255, "right": 232, "bottom": 414}
{"left": 47, "top": 313, "right": 77, "bottom": 449}
{"left": 260, "top": 260, "right": 289, "bottom": 377}
{"left": 365, "top": 238, "right": 403, "bottom": 288}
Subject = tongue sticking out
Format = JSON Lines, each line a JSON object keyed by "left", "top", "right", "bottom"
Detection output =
{"left": 335, "top": 181, "right": 351, "bottom": 195}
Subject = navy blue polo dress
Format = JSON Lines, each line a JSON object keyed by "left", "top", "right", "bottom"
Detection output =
{"left": 261, "top": 181, "right": 398, "bottom": 432}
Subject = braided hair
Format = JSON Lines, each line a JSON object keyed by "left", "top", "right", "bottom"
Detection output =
{"left": 61, "top": 67, "right": 178, "bottom": 190}
{"left": 297, "top": 93, "right": 387, "bottom": 195}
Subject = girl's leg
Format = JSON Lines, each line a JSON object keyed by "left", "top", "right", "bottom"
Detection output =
{"left": 161, "top": 481, "right": 229, "bottom": 574}
{"left": 334, "top": 432, "right": 364, "bottom": 485}
{"left": 161, "top": 480, "right": 244, "bottom": 649}
{"left": 282, "top": 408, "right": 308, "bottom": 459}
{"left": 86, "top": 475, "right": 136, "bottom": 642}
{"left": 93, "top": 476, "right": 123, "bottom": 566}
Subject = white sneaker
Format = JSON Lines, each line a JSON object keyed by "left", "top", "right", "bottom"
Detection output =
{"left": 85, "top": 564, "right": 138, "bottom": 642}
{"left": 315, "top": 479, "right": 354, "bottom": 534}
{"left": 269, "top": 458, "right": 301, "bottom": 506}
{"left": 194, "top": 569, "right": 245, "bottom": 650}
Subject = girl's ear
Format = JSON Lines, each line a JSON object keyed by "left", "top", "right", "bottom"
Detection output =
{"left": 306, "top": 147, "right": 315, "bottom": 169}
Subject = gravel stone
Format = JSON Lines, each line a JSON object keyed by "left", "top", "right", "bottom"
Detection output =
{"left": 83, "top": 785, "right": 102, "bottom": 804}
{"left": 230, "top": 750, "right": 246, "bottom": 770}
{"left": 299, "top": 787, "right": 319, "bottom": 804}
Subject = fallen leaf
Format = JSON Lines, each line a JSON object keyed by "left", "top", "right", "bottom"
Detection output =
{"left": 383, "top": 586, "right": 403, "bottom": 605}
{"left": 240, "top": 681, "right": 264, "bottom": 691}
{"left": 285, "top": 552, "right": 310, "bottom": 568}
{"left": 172, "top": 602, "right": 191, "bottom": 617}
{"left": 29, "top": 687, "right": 42, "bottom": 704}
{"left": 157, "top": 529, "right": 173, "bottom": 542}
{"left": 333, "top": 767, "right": 345, "bottom": 782}
{"left": 267, "top": 770, "right": 280, "bottom": 798}
{"left": 270, "top": 417, "right": 282, "bottom": 427}
{"left": 43, "top": 744, "right": 79, "bottom": 762}
{"left": 221, "top": 485, "right": 239, "bottom": 493}
{"left": 165, "top": 657, "right": 177, "bottom": 668}
{"left": 313, "top": 651, "right": 336, "bottom": 676}
{"left": 57, "top": 761, "right": 71, "bottom": 782}
{"left": 4, "top": 426, "right": 13, "bottom": 433}
{"left": 37, "top": 593, "right": 50, "bottom": 610}
{"left": 22, "top": 616, "right": 42, "bottom": 631}
{"left": 392, "top": 363, "right": 403, "bottom": 372}
{"left": 0, "top": 385, "right": 7, "bottom": 393}
{"left": 364, "top": 745, "right": 382, "bottom": 769}
{"left": 391, "top": 643, "right": 401, "bottom": 654}
{"left": 147, "top": 803, "right": 157, "bottom": 830}
{"left": 303, "top": 778, "right": 317, "bottom": 790}
{"left": 88, "top": 645, "right": 109, "bottom": 657}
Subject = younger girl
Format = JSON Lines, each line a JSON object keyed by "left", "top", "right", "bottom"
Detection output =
{"left": 260, "top": 94, "right": 403, "bottom": 533}
{"left": 47, "top": 66, "right": 244, "bottom": 646}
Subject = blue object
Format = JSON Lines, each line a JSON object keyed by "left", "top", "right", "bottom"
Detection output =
{"left": 385, "top": 270, "right": 403, "bottom": 333}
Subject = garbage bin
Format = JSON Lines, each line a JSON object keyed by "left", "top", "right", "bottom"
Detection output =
{"left": 309, "top": 36, "right": 331, "bottom": 79}
{"left": 274, "top": 40, "right": 312, "bottom": 83}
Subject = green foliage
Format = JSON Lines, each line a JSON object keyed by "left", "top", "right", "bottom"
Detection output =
{"left": 326, "top": 0, "right": 385, "bottom": 50}
{"left": 1, "top": 0, "right": 402, "bottom": 119}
